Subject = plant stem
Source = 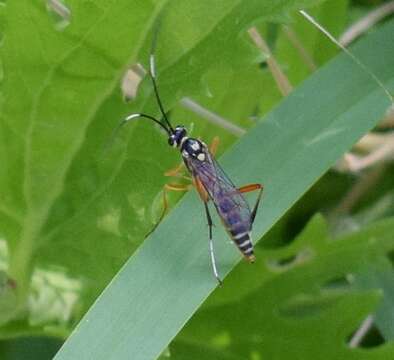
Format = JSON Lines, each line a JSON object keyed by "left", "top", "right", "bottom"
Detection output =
{"left": 8, "top": 217, "right": 39, "bottom": 310}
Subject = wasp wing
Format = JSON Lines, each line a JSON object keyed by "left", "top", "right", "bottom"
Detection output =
{"left": 184, "top": 144, "right": 252, "bottom": 232}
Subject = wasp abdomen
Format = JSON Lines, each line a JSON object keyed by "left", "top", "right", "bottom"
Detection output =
{"left": 230, "top": 230, "right": 255, "bottom": 262}
{"left": 222, "top": 209, "right": 254, "bottom": 262}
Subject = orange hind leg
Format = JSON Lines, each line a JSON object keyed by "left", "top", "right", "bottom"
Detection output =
{"left": 238, "top": 183, "right": 264, "bottom": 224}
{"left": 147, "top": 182, "right": 192, "bottom": 237}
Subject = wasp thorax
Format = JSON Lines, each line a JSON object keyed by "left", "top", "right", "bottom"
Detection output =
{"left": 181, "top": 138, "right": 206, "bottom": 161}
{"left": 168, "top": 126, "right": 187, "bottom": 148}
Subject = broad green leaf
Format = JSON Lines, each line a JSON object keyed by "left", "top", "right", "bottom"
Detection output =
{"left": 54, "top": 19, "right": 394, "bottom": 360}
{"left": 173, "top": 215, "right": 394, "bottom": 359}
{"left": 0, "top": 0, "right": 167, "bottom": 303}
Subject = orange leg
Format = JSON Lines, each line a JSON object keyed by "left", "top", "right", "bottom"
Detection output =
{"left": 164, "top": 162, "right": 185, "bottom": 177}
{"left": 147, "top": 182, "right": 192, "bottom": 237}
{"left": 238, "top": 183, "right": 263, "bottom": 193}
{"left": 164, "top": 162, "right": 192, "bottom": 181}
{"left": 209, "top": 136, "right": 220, "bottom": 156}
{"left": 165, "top": 183, "right": 192, "bottom": 192}
{"left": 193, "top": 176, "right": 210, "bottom": 202}
{"left": 238, "top": 183, "right": 264, "bottom": 225}
{"left": 161, "top": 183, "right": 192, "bottom": 219}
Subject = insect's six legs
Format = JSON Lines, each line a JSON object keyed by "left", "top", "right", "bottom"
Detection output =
{"left": 203, "top": 201, "right": 222, "bottom": 285}
{"left": 238, "top": 183, "right": 264, "bottom": 225}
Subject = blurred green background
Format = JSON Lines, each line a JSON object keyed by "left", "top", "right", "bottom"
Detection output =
{"left": 0, "top": 0, "right": 394, "bottom": 359}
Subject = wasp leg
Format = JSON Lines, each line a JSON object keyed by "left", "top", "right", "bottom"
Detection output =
{"left": 147, "top": 183, "right": 192, "bottom": 237}
{"left": 193, "top": 176, "right": 210, "bottom": 202}
{"left": 203, "top": 201, "right": 222, "bottom": 285}
{"left": 164, "top": 162, "right": 185, "bottom": 177}
{"left": 238, "top": 183, "right": 264, "bottom": 225}
{"left": 209, "top": 136, "right": 220, "bottom": 156}
{"left": 164, "top": 162, "right": 191, "bottom": 181}
{"left": 194, "top": 176, "right": 222, "bottom": 284}
{"left": 160, "top": 183, "right": 192, "bottom": 220}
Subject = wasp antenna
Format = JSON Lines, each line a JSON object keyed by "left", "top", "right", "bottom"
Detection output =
{"left": 103, "top": 113, "right": 171, "bottom": 155}
{"left": 149, "top": 54, "right": 156, "bottom": 79}
{"left": 149, "top": 54, "right": 174, "bottom": 133}
{"left": 125, "top": 113, "right": 143, "bottom": 122}
{"left": 148, "top": 24, "right": 175, "bottom": 133}
{"left": 124, "top": 113, "right": 171, "bottom": 136}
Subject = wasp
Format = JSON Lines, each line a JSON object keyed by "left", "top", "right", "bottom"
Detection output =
{"left": 122, "top": 46, "right": 263, "bottom": 284}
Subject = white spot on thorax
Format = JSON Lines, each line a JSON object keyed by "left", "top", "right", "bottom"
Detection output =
{"left": 191, "top": 142, "right": 200, "bottom": 151}
{"left": 182, "top": 150, "right": 189, "bottom": 158}
{"left": 197, "top": 153, "right": 205, "bottom": 161}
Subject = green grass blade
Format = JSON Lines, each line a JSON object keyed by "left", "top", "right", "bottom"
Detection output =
{"left": 54, "top": 19, "right": 394, "bottom": 360}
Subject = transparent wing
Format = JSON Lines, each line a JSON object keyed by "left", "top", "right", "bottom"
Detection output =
{"left": 184, "top": 145, "right": 252, "bottom": 230}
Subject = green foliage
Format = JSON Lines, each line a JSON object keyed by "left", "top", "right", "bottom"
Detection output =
{"left": 173, "top": 215, "right": 394, "bottom": 359}
{"left": 0, "top": 0, "right": 393, "bottom": 359}
{"left": 0, "top": 337, "right": 61, "bottom": 360}
{"left": 276, "top": 0, "right": 349, "bottom": 84}
{"left": 55, "top": 18, "right": 393, "bottom": 360}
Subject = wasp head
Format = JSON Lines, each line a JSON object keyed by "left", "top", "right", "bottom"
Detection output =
{"left": 168, "top": 126, "right": 187, "bottom": 148}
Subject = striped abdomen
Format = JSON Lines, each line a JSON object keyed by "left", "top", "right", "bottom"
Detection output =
{"left": 216, "top": 197, "right": 255, "bottom": 262}
{"left": 230, "top": 228, "right": 255, "bottom": 262}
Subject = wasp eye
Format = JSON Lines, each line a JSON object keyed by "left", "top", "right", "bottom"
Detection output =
{"left": 168, "top": 136, "right": 175, "bottom": 146}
